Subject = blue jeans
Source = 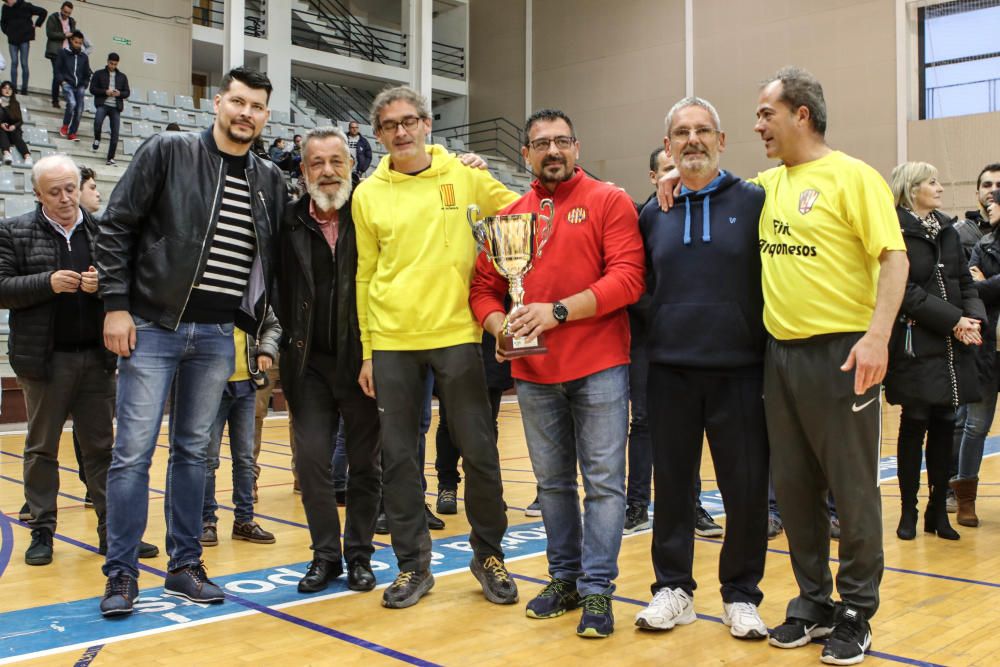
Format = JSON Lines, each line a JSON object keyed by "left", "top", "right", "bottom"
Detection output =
{"left": 8, "top": 42, "right": 29, "bottom": 92}
{"left": 103, "top": 318, "right": 235, "bottom": 577}
{"left": 956, "top": 377, "right": 999, "bottom": 479}
{"left": 203, "top": 380, "right": 257, "bottom": 525}
{"left": 516, "top": 364, "right": 629, "bottom": 596}
{"left": 61, "top": 83, "right": 86, "bottom": 135}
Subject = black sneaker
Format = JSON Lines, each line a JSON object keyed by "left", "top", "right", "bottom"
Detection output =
{"left": 84, "top": 494, "right": 94, "bottom": 508}
{"left": 695, "top": 506, "right": 724, "bottom": 537}
{"left": 99, "top": 539, "right": 159, "bottom": 558}
{"left": 105, "top": 159, "right": 117, "bottom": 167}
{"left": 767, "top": 515, "right": 784, "bottom": 540}
{"left": 525, "top": 578, "right": 581, "bottom": 619}
{"left": 25, "top": 527, "right": 53, "bottom": 565}
{"left": 163, "top": 562, "right": 225, "bottom": 603}
{"left": 768, "top": 616, "right": 834, "bottom": 649}
{"left": 91, "top": 140, "right": 99, "bottom": 151}
{"left": 374, "top": 511, "right": 389, "bottom": 534}
{"left": 425, "top": 504, "right": 445, "bottom": 530}
{"left": 100, "top": 572, "right": 138, "bottom": 617}
{"left": 525, "top": 498, "right": 542, "bottom": 517}
{"left": 335, "top": 489, "right": 346, "bottom": 506}
{"left": 576, "top": 593, "right": 614, "bottom": 638}
{"left": 437, "top": 488, "right": 458, "bottom": 515}
{"left": 200, "top": 523, "right": 218, "bottom": 546}
{"left": 381, "top": 570, "right": 434, "bottom": 609}
{"left": 18, "top": 502, "right": 32, "bottom": 521}
{"left": 470, "top": 555, "right": 518, "bottom": 604}
{"left": 232, "top": 520, "right": 276, "bottom": 544}
{"left": 623, "top": 503, "right": 651, "bottom": 534}
{"left": 821, "top": 607, "right": 871, "bottom": 665}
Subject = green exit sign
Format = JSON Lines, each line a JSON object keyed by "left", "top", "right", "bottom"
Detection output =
{"left": 112, "top": 36, "right": 131, "bottom": 46}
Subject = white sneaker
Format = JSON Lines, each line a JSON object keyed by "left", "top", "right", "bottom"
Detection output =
{"left": 22, "top": 154, "right": 32, "bottom": 166}
{"left": 635, "top": 587, "right": 696, "bottom": 630}
{"left": 722, "top": 601, "right": 768, "bottom": 639}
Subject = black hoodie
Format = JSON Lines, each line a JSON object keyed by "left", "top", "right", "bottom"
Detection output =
{"left": 639, "top": 170, "right": 766, "bottom": 369}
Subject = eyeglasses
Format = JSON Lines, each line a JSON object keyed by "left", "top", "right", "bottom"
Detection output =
{"left": 378, "top": 115, "right": 422, "bottom": 133}
{"left": 669, "top": 126, "right": 719, "bottom": 141}
{"left": 527, "top": 136, "right": 576, "bottom": 152}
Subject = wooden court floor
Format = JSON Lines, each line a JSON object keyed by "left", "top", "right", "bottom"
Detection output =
{"left": 1, "top": 399, "right": 999, "bottom": 666}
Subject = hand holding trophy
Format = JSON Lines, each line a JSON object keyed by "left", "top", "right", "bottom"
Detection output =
{"left": 468, "top": 199, "right": 554, "bottom": 357}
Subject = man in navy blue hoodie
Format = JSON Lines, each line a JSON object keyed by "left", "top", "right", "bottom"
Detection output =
{"left": 634, "top": 97, "right": 770, "bottom": 641}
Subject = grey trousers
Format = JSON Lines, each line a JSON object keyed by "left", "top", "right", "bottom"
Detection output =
{"left": 373, "top": 343, "right": 507, "bottom": 571}
{"left": 764, "top": 333, "right": 884, "bottom": 622}
{"left": 20, "top": 349, "right": 115, "bottom": 540}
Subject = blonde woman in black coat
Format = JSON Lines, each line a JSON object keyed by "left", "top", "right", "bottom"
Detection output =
{"left": 885, "top": 161, "right": 986, "bottom": 541}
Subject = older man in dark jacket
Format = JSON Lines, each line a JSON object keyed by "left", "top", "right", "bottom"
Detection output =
{"left": 0, "top": 0, "right": 46, "bottom": 95}
{"left": 276, "top": 125, "right": 381, "bottom": 595}
{"left": 95, "top": 67, "right": 286, "bottom": 617}
{"left": 0, "top": 154, "right": 113, "bottom": 567}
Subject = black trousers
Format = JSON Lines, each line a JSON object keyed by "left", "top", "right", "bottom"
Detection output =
{"left": 647, "top": 364, "right": 769, "bottom": 604}
{"left": 93, "top": 106, "right": 121, "bottom": 160}
{"left": 0, "top": 128, "right": 29, "bottom": 157}
{"left": 285, "top": 352, "right": 381, "bottom": 564}
{"left": 373, "top": 344, "right": 507, "bottom": 571}
{"left": 897, "top": 404, "right": 955, "bottom": 510}
{"left": 48, "top": 56, "right": 58, "bottom": 105}
{"left": 435, "top": 387, "right": 503, "bottom": 489}
{"left": 20, "top": 349, "right": 115, "bottom": 539}
{"left": 764, "top": 334, "right": 884, "bottom": 622}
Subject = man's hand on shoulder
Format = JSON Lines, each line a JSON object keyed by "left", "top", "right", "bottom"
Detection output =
{"left": 104, "top": 310, "right": 136, "bottom": 358}
{"left": 459, "top": 152, "right": 489, "bottom": 171}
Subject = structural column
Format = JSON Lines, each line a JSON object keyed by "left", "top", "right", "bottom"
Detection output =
{"left": 223, "top": 0, "right": 246, "bottom": 71}
{"left": 264, "top": 0, "right": 293, "bottom": 113}
{"left": 407, "top": 0, "right": 433, "bottom": 100}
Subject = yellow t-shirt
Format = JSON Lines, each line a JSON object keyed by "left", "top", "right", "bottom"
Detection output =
{"left": 753, "top": 150, "right": 905, "bottom": 340}
{"left": 229, "top": 331, "right": 251, "bottom": 382}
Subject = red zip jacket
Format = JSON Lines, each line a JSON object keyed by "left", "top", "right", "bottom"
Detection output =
{"left": 470, "top": 167, "right": 645, "bottom": 383}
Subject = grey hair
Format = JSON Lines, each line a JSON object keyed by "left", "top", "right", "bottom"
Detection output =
{"left": 369, "top": 85, "right": 430, "bottom": 131}
{"left": 664, "top": 96, "right": 722, "bottom": 134}
{"left": 31, "top": 154, "right": 79, "bottom": 190}
{"left": 890, "top": 161, "right": 938, "bottom": 210}
{"left": 301, "top": 126, "right": 351, "bottom": 163}
{"left": 762, "top": 66, "right": 827, "bottom": 136}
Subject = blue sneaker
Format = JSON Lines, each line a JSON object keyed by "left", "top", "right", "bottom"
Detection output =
{"left": 164, "top": 562, "right": 225, "bottom": 603}
{"left": 525, "top": 578, "right": 581, "bottom": 619}
{"left": 576, "top": 593, "right": 614, "bottom": 638}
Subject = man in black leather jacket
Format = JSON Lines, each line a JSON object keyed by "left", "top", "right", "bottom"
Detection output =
{"left": 95, "top": 67, "right": 286, "bottom": 617}
{"left": 275, "top": 126, "right": 381, "bottom": 595}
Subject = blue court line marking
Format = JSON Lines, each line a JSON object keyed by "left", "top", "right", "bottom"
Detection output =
{"left": 0, "top": 513, "right": 13, "bottom": 579}
{"left": 510, "top": 571, "right": 948, "bottom": 667}
{"left": 71, "top": 644, "right": 103, "bottom": 667}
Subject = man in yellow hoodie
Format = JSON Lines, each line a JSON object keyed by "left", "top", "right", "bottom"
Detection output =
{"left": 353, "top": 85, "right": 519, "bottom": 609}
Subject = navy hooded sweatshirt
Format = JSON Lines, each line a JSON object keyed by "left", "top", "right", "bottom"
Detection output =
{"left": 638, "top": 170, "right": 766, "bottom": 369}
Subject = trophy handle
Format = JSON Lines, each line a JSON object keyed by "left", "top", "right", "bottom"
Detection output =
{"left": 467, "top": 204, "right": 487, "bottom": 252}
{"left": 536, "top": 198, "right": 555, "bottom": 258}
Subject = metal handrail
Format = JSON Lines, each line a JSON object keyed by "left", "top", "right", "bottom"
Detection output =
{"left": 435, "top": 118, "right": 528, "bottom": 173}
{"left": 292, "top": 77, "right": 372, "bottom": 124}
{"left": 925, "top": 76, "right": 1000, "bottom": 118}
{"left": 291, "top": 7, "right": 407, "bottom": 67}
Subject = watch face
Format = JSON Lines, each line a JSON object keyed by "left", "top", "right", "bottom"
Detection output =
{"left": 554, "top": 303, "right": 568, "bottom": 322}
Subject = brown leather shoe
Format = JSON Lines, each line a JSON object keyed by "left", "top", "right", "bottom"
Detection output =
{"left": 950, "top": 477, "right": 979, "bottom": 527}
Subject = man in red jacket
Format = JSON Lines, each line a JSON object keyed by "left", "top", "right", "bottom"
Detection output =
{"left": 470, "top": 108, "right": 645, "bottom": 639}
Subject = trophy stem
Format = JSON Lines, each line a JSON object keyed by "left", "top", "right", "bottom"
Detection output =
{"left": 507, "top": 275, "right": 526, "bottom": 335}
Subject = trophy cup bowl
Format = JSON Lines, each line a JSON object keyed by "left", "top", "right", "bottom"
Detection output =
{"left": 468, "top": 199, "right": 554, "bottom": 358}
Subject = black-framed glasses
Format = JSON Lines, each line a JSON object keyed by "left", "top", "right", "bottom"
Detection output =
{"left": 527, "top": 136, "right": 576, "bottom": 152}
{"left": 378, "top": 115, "right": 422, "bottom": 133}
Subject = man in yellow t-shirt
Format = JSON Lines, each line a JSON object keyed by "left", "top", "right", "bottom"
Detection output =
{"left": 752, "top": 67, "right": 908, "bottom": 665}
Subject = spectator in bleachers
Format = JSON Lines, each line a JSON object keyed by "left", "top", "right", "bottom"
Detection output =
{"left": 347, "top": 121, "right": 371, "bottom": 184}
{"left": 290, "top": 133, "right": 302, "bottom": 170}
{"left": 0, "top": 80, "right": 31, "bottom": 165}
{"left": 55, "top": 29, "right": 89, "bottom": 142}
{"left": 0, "top": 154, "right": 114, "bottom": 567}
{"left": 164, "top": 122, "right": 181, "bottom": 131}
{"left": 89, "top": 52, "right": 128, "bottom": 167}
{"left": 44, "top": 1, "right": 74, "bottom": 109}
{"left": 0, "top": 0, "right": 47, "bottom": 96}
{"left": 268, "top": 137, "right": 292, "bottom": 171}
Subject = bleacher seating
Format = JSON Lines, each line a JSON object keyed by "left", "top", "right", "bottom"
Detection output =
{"left": 148, "top": 90, "right": 170, "bottom": 106}
{"left": 175, "top": 95, "right": 196, "bottom": 110}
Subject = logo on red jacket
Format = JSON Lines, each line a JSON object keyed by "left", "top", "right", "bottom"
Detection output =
{"left": 798, "top": 189, "right": 820, "bottom": 215}
{"left": 566, "top": 206, "right": 588, "bottom": 224}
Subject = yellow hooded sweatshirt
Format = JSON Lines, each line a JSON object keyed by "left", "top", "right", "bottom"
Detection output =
{"left": 353, "top": 144, "right": 518, "bottom": 358}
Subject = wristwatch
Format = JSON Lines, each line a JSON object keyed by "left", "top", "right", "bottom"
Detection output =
{"left": 552, "top": 301, "right": 569, "bottom": 324}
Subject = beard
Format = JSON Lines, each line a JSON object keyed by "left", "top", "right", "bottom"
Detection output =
{"left": 307, "top": 176, "right": 353, "bottom": 212}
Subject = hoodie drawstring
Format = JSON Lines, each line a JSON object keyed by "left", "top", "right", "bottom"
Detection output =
{"left": 702, "top": 194, "right": 711, "bottom": 243}
{"left": 683, "top": 197, "right": 692, "bottom": 246}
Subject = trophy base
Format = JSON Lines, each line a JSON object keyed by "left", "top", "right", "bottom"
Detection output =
{"left": 500, "top": 332, "right": 548, "bottom": 358}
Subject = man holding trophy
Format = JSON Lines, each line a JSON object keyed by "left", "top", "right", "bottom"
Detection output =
{"left": 353, "top": 85, "right": 519, "bottom": 610}
{"left": 470, "top": 109, "right": 645, "bottom": 639}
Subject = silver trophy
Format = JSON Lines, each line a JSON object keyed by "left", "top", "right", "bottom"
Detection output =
{"left": 467, "top": 199, "right": 554, "bottom": 357}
